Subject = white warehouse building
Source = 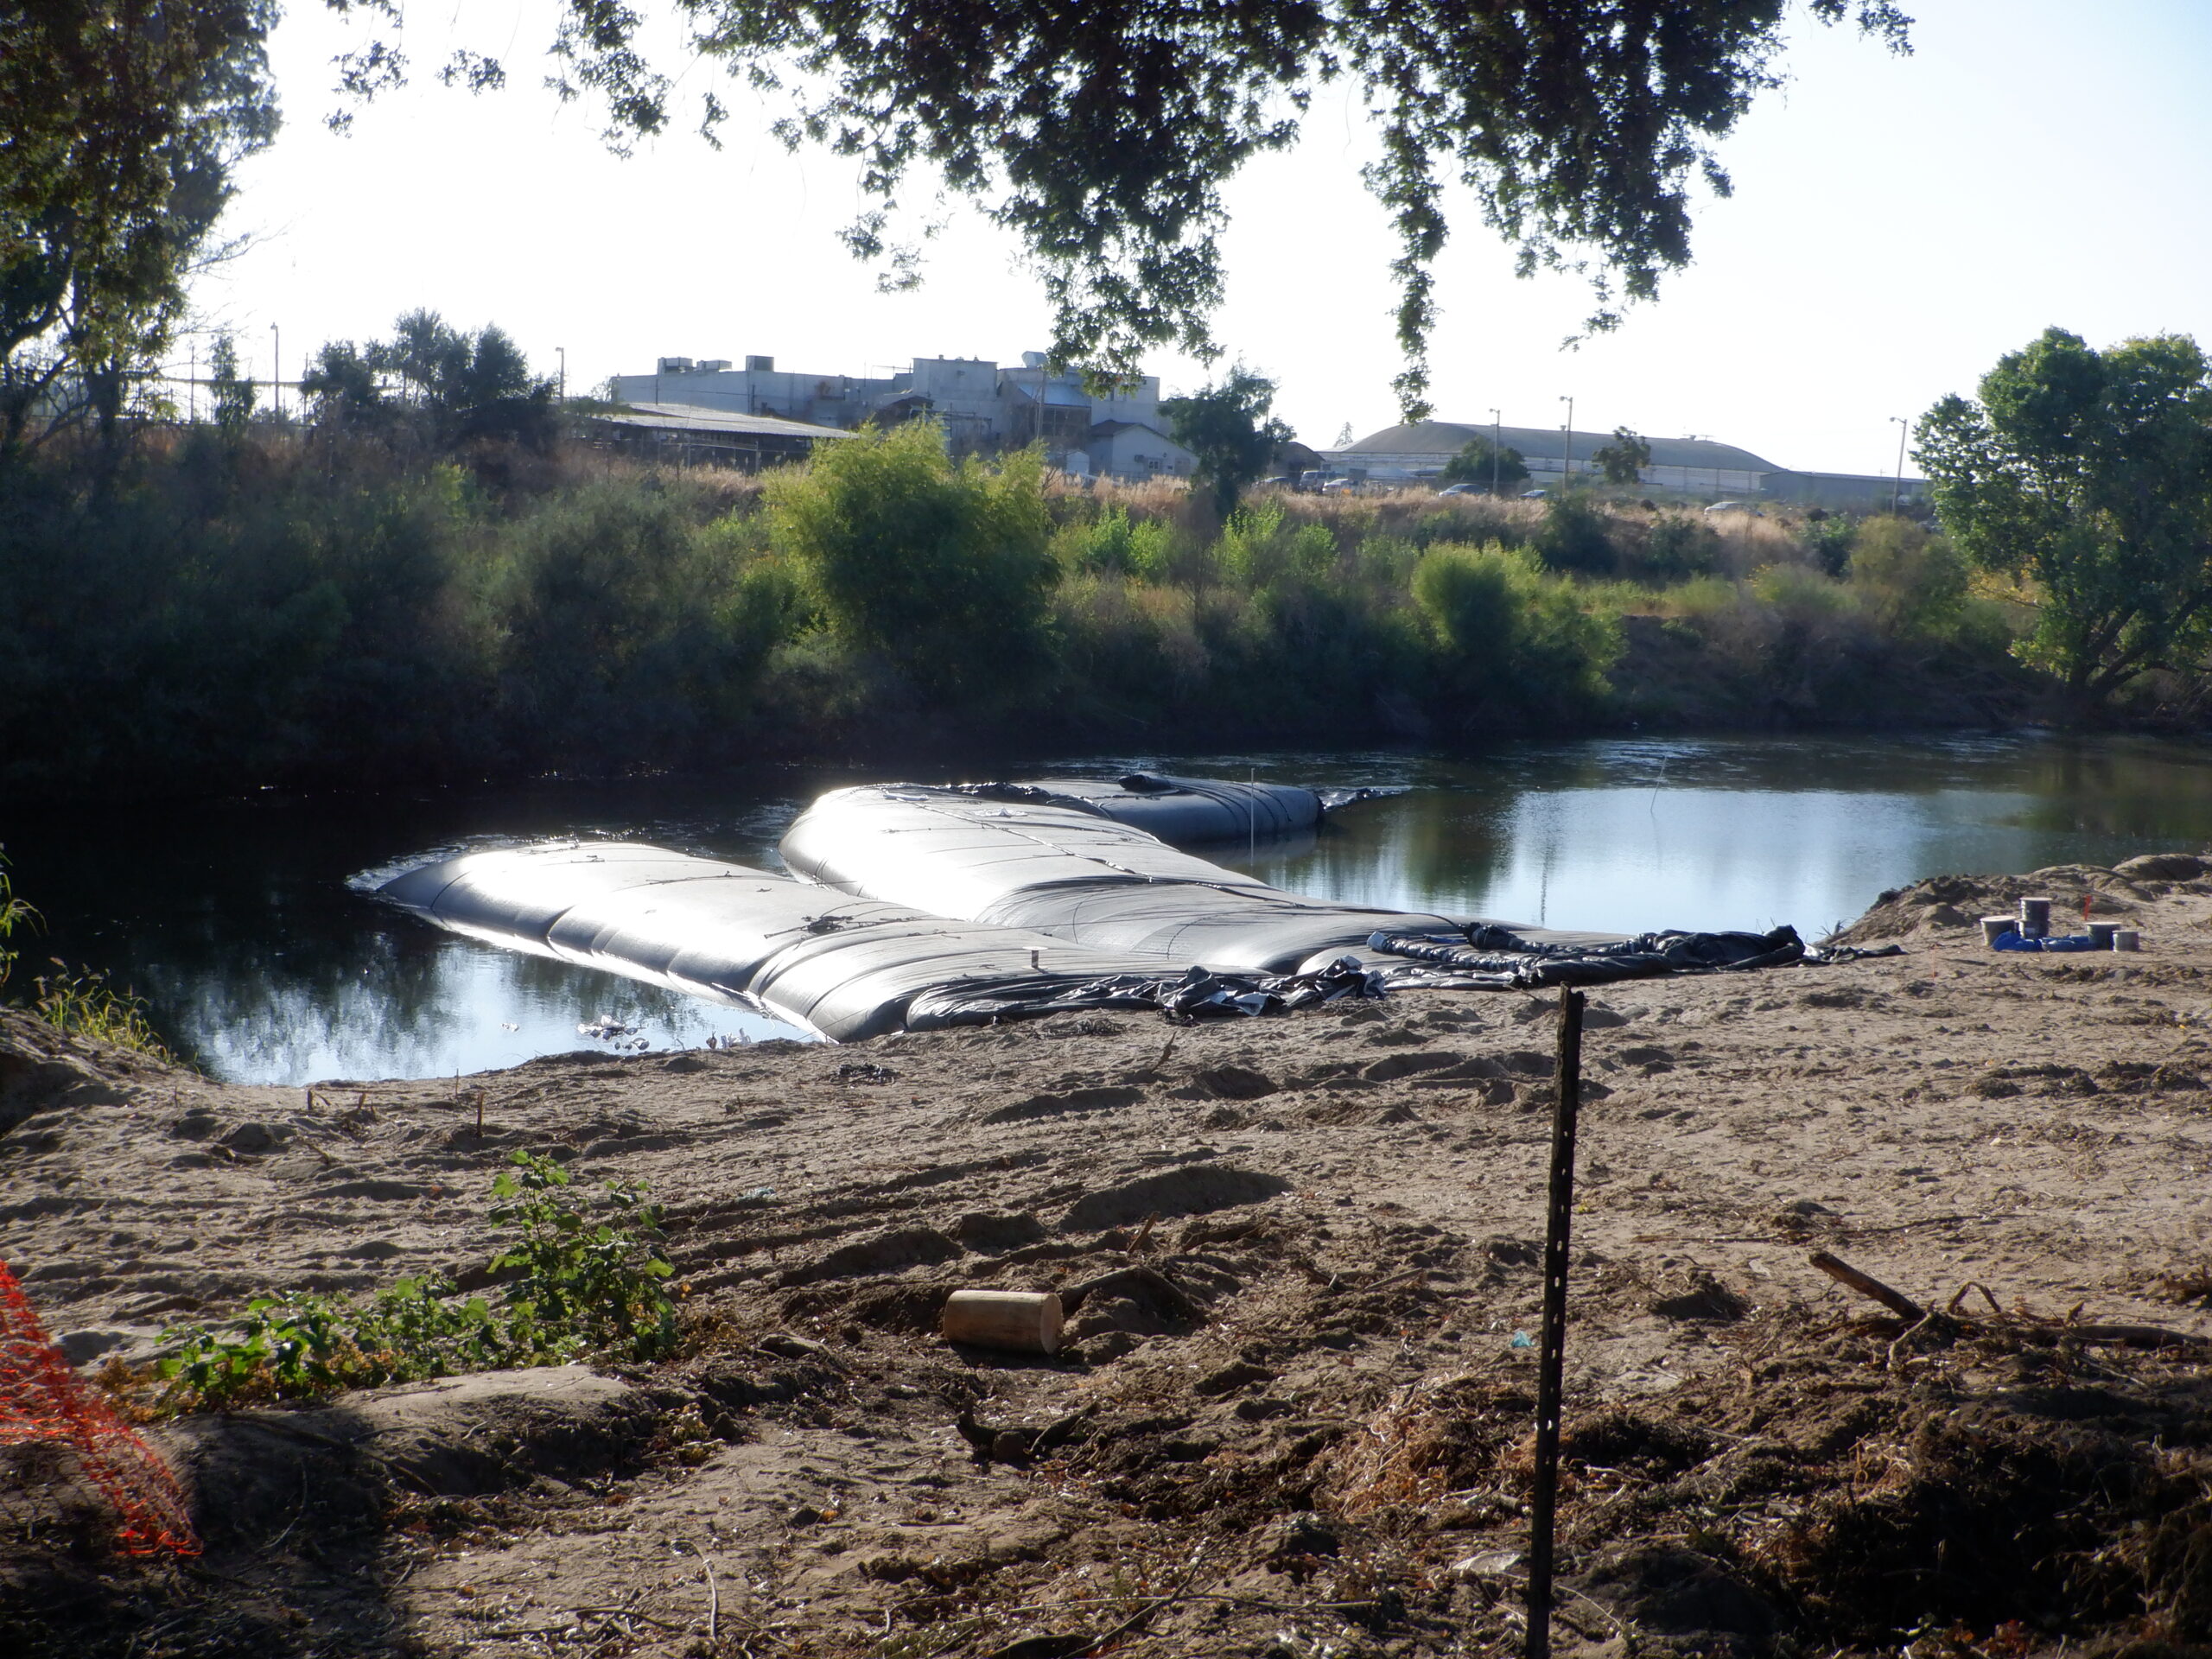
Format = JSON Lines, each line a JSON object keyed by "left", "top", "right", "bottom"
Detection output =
{"left": 1333, "top": 421, "right": 1926, "bottom": 511}
{"left": 611, "top": 352, "right": 1196, "bottom": 481}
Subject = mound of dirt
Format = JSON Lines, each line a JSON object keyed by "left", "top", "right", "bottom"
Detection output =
{"left": 1833, "top": 862, "right": 2156, "bottom": 944}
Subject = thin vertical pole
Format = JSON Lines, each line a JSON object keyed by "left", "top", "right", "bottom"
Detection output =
{"left": 1526, "top": 985, "right": 1586, "bottom": 1659}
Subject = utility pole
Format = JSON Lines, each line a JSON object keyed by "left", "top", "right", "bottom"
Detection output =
{"left": 1490, "top": 407, "right": 1503, "bottom": 495}
{"left": 556, "top": 346, "right": 566, "bottom": 404}
{"left": 188, "top": 342, "right": 195, "bottom": 423}
{"left": 1558, "top": 395, "right": 1574, "bottom": 488}
{"left": 1890, "top": 416, "right": 1909, "bottom": 512}
{"left": 270, "top": 321, "right": 280, "bottom": 420}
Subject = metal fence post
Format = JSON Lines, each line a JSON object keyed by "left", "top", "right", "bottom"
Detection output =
{"left": 1527, "top": 985, "right": 1586, "bottom": 1659}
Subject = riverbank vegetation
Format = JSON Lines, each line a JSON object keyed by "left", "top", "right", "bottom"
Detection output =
{"left": 0, "top": 414, "right": 2082, "bottom": 803}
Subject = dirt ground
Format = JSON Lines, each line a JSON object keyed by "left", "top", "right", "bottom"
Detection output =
{"left": 3, "top": 859, "right": 2211, "bottom": 1659}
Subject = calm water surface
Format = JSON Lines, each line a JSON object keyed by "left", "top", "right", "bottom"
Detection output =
{"left": 10, "top": 732, "right": 2212, "bottom": 1084}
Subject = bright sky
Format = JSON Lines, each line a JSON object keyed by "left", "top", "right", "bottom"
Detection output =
{"left": 190, "top": 1, "right": 2212, "bottom": 477}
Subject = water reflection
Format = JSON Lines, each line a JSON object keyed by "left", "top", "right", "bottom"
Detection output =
{"left": 8, "top": 732, "right": 2212, "bottom": 1084}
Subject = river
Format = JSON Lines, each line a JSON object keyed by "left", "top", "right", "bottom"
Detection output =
{"left": 7, "top": 731, "right": 2211, "bottom": 1084}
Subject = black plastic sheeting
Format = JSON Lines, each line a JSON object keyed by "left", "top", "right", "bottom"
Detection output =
{"left": 1368, "top": 925, "right": 1905, "bottom": 988}
{"left": 779, "top": 784, "right": 1635, "bottom": 976}
{"left": 907, "top": 957, "right": 1387, "bottom": 1027}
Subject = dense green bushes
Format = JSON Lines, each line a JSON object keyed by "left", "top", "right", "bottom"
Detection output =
{"left": 766, "top": 420, "right": 1055, "bottom": 696}
{"left": 0, "top": 426, "right": 2041, "bottom": 804}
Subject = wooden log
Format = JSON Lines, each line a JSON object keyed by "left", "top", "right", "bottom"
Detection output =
{"left": 941, "top": 1290, "right": 1064, "bottom": 1354}
{"left": 1808, "top": 1250, "right": 1926, "bottom": 1321}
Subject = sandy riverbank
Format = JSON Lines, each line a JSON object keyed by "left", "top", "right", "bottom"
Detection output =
{"left": 3, "top": 861, "right": 2210, "bottom": 1658}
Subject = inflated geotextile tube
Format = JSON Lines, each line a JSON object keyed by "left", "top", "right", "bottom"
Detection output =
{"left": 779, "top": 783, "right": 1531, "bottom": 974}
{"left": 379, "top": 842, "right": 1179, "bottom": 1040}
{"left": 953, "top": 772, "right": 1325, "bottom": 842}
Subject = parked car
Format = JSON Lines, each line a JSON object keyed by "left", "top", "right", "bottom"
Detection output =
{"left": 1520, "top": 488, "right": 1548, "bottom": 499}
{"left": 1436, "top": 482, "right": 1481, "bottom": 496}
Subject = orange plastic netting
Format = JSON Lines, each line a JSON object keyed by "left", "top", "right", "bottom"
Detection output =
{"left": 0, "top": 1259, "right": 198, "bottom": 1555}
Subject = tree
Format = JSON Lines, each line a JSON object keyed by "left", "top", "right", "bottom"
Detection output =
{"left": 1, "top": 0, "right": 279, "bottom": 455}
{"left": 765, "top": 420, "right": 1056, "bottom": 696}
{"left": 1590, "top": 427, "right": 1651, "bottom": 486}
{"left": 299, "top": 340, "right": 387, "bottom": 425}
{"left": 1162, "top": 367, "right": 1294, "bottom": 518}
{"left": 366, "top": 310, "right": 544, "bottom": 416}
{"left": 1440, "top": 435, "right": 1529, "bottom": 493}
{"left": 1917, "top": 327, "right": 2212, "bottom": 718}
{"left": 207, "top": 334, "right": 255, "bottom": 434}
{"left": 317, "top": 1, "right": 1910, "bottom": 411}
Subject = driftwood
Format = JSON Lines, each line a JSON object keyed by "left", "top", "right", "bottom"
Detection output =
{"left": 1808, "top": 1250, "right": 2208, "bottom": 1351}
{"left": 941, "top": 1290, "right": 1063, "bottom": 1354}
{"left": 1808, "top": 1250, "right": 1925, "bottom": 1321}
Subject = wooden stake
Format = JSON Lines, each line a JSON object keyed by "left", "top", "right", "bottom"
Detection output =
{"left": 1527, "top": 985, "right": 1585, "bottom": 1659}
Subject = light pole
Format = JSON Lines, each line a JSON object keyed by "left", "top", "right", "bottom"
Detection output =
{"left": 1559, "top": 396, "right": 1574, "bottom": 488}
{"left": 1890, "top": 416, "right": 1909, "bottom": 512}
{"left": 270, "top": 321, "right": 280, "bottom": 419}
{"left": 556, "top": 346, "right": 566, "bottom": 405}
{"left": 1489, "top": 406, "right": 1502, "bottom": 495}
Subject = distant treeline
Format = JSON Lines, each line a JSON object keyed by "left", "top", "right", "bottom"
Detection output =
{"left": 0, "top": 422, "right": 2068, "bottom": 804}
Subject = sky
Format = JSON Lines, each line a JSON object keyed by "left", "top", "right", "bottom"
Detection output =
{"left": 188, "top": 1, "right": 2212, "bottom": 478}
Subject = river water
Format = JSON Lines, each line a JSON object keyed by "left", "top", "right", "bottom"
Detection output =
{"left": 8, "top": 732, "right": 2212, "bottom": 1084}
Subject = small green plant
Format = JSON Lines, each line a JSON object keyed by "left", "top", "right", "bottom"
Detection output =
{"left": 156, "top": 1151, "right": 676, "bottom": 1411}
{"left": 30, "top": 964, "right": 178, "bottom": 1062}
{"left": 0, "top": 847, "right": 36, "bottom": 993}
{"left": 489, "top": 1151, "right": 678, "bottom": 1363}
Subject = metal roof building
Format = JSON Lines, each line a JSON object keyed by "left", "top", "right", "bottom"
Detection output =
{"left": 579, "top": 403, "right": 858, "bottom": 471}
{"left": 1333, "top": 420, "right": 1926, "bottom": 509}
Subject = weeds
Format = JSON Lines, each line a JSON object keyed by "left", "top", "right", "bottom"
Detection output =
{"left": 29, "top": 965, "right": 178, "bottom": 1063}
{"left": 1, "top": 849, "right": 179, "bottom": 1062}
{"left": 0, "top": 848, "right": 35, "bottom": 993}
{"left": 154, "top": 1151, "right": 677, "bottom": 1411}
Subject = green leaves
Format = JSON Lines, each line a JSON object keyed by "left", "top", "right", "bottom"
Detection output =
{"left": 1161, "top": 367, "right": 1294, "bottom": 519}
{"left": 1, "top": 0, "right": 280, "bottom": 451}
{"left": 156, "top": 1151, "right": 677, "bottom": 1411}
{"left": 317, "top": 1, "right": 1909, "bottom": 410}
{"left": 1918, "top": 327, "right": 2212, "bottom": 715}
{"left": 765, "top": 420, "right": 1057, "bottom": 696}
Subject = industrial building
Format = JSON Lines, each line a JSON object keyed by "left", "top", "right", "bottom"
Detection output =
{"left": 1332, "top": 421, "right": 1927, "bottom": 511}
{"left": 576, "top": 403, "right": 858, "bottom": 470}
{"left": 611, "top": 352, "right": 1196, "bottom": 481}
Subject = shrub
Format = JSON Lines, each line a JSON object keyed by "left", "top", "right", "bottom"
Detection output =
{"left": 1801, "top": 514, "right": 1857, "bottom": 578}
{"left": 1063, "top": 505, "right": 1173, "bottom": 579}
{"left": 1211, "top": 502, "right": 1338, "bottom": 588}
{"left": 1643, "top": 513, "right": 1721, "bottom": 581}
{"left": 1533, "top": 493, "right": 1618, "bottom": 575}
{"left": 1847, "top": 515, "right": 1968, "bottom": 637}
{"left": 766, "top": 420, "right": 1055, "bottom": 696}
{"left": 1413, "top": 543, "right": 1618, "bottom": 724}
